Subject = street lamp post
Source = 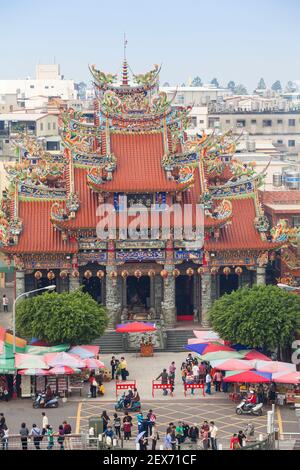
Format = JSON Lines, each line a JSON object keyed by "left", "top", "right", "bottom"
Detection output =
{"left": 12, "top": 285, "right": 56, "bottom": 354}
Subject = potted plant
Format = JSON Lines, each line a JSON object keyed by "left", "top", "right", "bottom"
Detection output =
{"left": 140, "top": 334, "right": 154, "bottom": 357}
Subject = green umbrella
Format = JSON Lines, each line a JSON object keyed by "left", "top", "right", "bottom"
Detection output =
{"left": 25, "top": 344, "right": 70, "bottom": 355}
{"left": 0, "top": 357, "right": 16, "bottom": 372}
{"left": 196, "top": 351, "right": 244, "bottom": 362}
{"left": 0, "top": 343, "right": 25, "bottom": 359}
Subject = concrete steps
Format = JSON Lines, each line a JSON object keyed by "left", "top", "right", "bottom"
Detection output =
{"left": 93, "top": 331, "right": 125, "bottom": 354}
{"left": 166, "top": 329, "right": 193, "bottom": 352}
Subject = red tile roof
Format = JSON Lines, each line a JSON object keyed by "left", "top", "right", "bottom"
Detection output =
{"left": 205, "top": 197, "right": 273, "bottom": 251}
{"left": 4, "top": 201, "right": 78, "bottom": 253}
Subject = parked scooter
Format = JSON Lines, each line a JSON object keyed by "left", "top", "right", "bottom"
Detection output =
{"left": 32, "top": 392, "right": 59, "bottom": 409}
{"left": 236, "top": 399, "right": 263, "bottom": 416}
{"left": 115, "top": 393, "right": 141, "bottom": 412}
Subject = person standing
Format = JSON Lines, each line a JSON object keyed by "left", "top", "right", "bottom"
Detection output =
{"left": 0, "top": 413, "right": 6, "bottom": 430}
{"left": 20, "top": 422, "right": 29, "bottom": 450}
{"left": 123, "top": 411, "right": 133, "bottom": 439}
{"left": 101, "top": 411, "right": 110, "bottom": 432}
{"left": 156, "top": 369, "right": 169, "bottom": 396}
{"left": 57, "top": 425, "right": 65, "bottom": 450}
{"left": 205, "top": 372, "right": 212, "bottom": 395}
{"left": 151, "top": 424, "right": 159, "bottom": 450}
{"left": 175, "top": 421, "right": 184, "bottom": 448}
{"left": 230, "top": 433, "right": 241, "bottom": 450}
{"left": 209, "top": 421, "right": 218, "bottom": 450}
{"left": 2, "top": 294, "right": 9, "bottom": 312}
{"left": 120, "top": 357, "right": 128, "bottom": 381}
{"left": 238, "top": 430, "right": 246, "bottom": 447}
{"left": 113, "top": 413, "right": 121, "bottom": 438}
{"left": 192, "top": 362, "right": 200, "bottom": 383}
{"left": 169, "top": 362, "right": 176, "bottom": 381}
{"left": 147, "top": 409, "right": 156, "bottom": 436}
{"left": 188, "top": 424, "right": 199, "bottom": 444}
{"left": 164, "top": 431, "right": 172, "bottom": 450}
{"left": 46, "top": 425, "right": 54, "bottom": 450}
{"left": 30, "top": 424, "right": 41, "bottom": 450}
{"left": 111, "top": 356, "right": 117, "bottom": 380}
{"left": 213, "top": 370, "right": 222, "bottom": 392}
{"left": 42, "top": 412, "right": 48, "bottom": 436}
{"left": 201, "top": 428, "right": 209, "bottom": 450}
{"left": 170, "top": 427, "right": 177, "bottom": 450}
{"left": 88, "top": 372, "right": 98, "bottom": 398}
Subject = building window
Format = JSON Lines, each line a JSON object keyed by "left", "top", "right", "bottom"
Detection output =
{"left": 236, "top": 120, "right": 246, "bottom": 127}
{"left": 263, "top": 120, "right": 272, "bottom": 127}
{"left": 288, "top": 140, "right": 295, "bottom": 147}
{"left": 292, "top": 216, "right": 300, "bottom": 227}
{"left": 48, "top": 123, "right": 51, "bottom": 130}
{"left": 46, "top": 141, "right": 60, "bottom": 151}
{"left": 277, "top": 140, "right": 283, "bottom": 144}
{"left": 199, "top": 120, "right": 204, "bottom": 124}
{"left": 53, "top": 122, "right": 56, "bottom": 130}
{"left": 30, "top": 85, "right": 34, "bottom": 89}
{"left": 190, "top": 116, "right": 197, "bottom": 127}
{"left": 40, "top": 123, "right": 43, "bottom": 131}
{"left": 226, "top": 119, "right": 230, "bottom": 124}
{"left": 277, "top": 119, "right": 283, "bottom": 124}
{"left": 288, "top": 119, "right": 296, "bottom": 126}
{"left": 251, "top": 119, "right": 257, "bottom": 124}
{"left": 45, "top": 86, "right": 49, "bottom": 89}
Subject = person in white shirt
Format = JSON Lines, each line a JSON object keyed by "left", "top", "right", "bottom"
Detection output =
{"left": 192, "top": 363, "right": 200, "bottom": 383}
{"left": 205, "top": 373, "right": 212, "bottom": 395}
{"left": 42, "top": 412, "right": 48, "bottom": 436}
{"left": 209, "top": 421, "right": 218, "bottom": 450}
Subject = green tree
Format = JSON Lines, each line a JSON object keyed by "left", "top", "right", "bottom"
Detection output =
{"left": 234, "top": 84, "right": 248, "bottom": 95}
{"left": 271, "top": 80, "right": 282, "bottom": 92}
{"left": 285, "top": 80, "right": 297, "bottom": 92}
{"left": 191, "top": 76, "right": 203, "bottom": 87}
{"left": 162, "top": 82, "right": 170, "bottom": 87}
{"left": 16, "top": 290, "right": 108, "bottom": 345}
{"left": 211, "top": 78, "right": 219, "bottom": 88}
{"left": 209, "top": 285, "right": 300, "bottom": 356}
{"left": 257, "top": 78, "right": 266, "bottom": 89}
{"left": 227, "top": 80, "right": 236, "bottom": 91}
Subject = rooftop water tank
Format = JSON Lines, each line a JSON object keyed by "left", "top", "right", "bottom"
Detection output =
{"left": 273, "top": 172, "right": 282, "bottom": 187}
{"left": 283, "top": 169, "right": 300, "bottom": 189}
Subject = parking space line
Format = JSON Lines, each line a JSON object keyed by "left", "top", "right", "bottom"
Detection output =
{"left": 75, "top": 402, "right": 83, "bottom": 434}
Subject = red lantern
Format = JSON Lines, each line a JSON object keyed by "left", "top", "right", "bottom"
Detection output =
{"left": 148, "top": 269, "right": 156, "bottom": 278}
{"left": 235, "top": 267, "right": 243, "bottom": 276}
{"left": 84, "top": 270, "right": 92, "bottom": 279}
{"left": 186, "top": 268, "right": 194, "bottom": 277}
{"left": 60, "top": 270, "right": 68, "bottom": 279}
{"left": 121, "top": 270, "right": 129, "bottom": 279}
{"left": 173, "top": 268, "right": 180, "bottom": 278}
{"left": 72, "top": 269, "right": 79, "bottom": 278}
{"left": 34, "top": 270, "right": 42, "bottom": 280}
{"left": 210, "top": 267, "right": 219, "bottom": 276}
{"left": 47, "top": 271, "right": 55, "bottom": 281}
{"left": 160, "top": 269, "right": 168, "bottom": 279}
{"left": 134, "top": 270, "right": 142, "bottom": 279}
{"left": 97, "top": 270, "right": 105, "bottom": 279}
{"left": 223, "top": 267, "right": 231, "bottom": 277}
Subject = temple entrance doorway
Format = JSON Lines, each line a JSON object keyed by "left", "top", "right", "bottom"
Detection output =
{"left": 126, "top": 276, "right": 150, "bottom": 312}
{"left": 219, "top": 274, "right": 239, "bottom": 296}
{"left": 175, "top": 275, "right": 194, "bottom": 321}
{"left": 80, "top": 264, "right": 103, "bottom": 303}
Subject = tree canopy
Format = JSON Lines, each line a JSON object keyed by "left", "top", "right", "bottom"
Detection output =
{"left": 191, "top": 76, "right": 203, "bottom": 87}
{"left": 227, "top": 80, "right": 235, "bottom": 91}
{"left": 209, "top": 285, "right": 300, "bottom": 352}
{"left": 234, "top": 84, "right": 248, "bottom": 95}
{"left": 16, "top": 290, "right": 108, "bottom": 345}
{"left": 285, "top": 81, "right": 297, "bottom": 92}
{"left": 257, "top": 78, "right": 266, "bottom": 89}
{"left": 271, "top": 80, "right": 282, "bottom": 92}
{"left": 211, "top": 78, "right": 219, "bottom": 88}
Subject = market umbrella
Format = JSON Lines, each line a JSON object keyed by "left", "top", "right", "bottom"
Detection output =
{"left": 239, "top": 350, "right": 272, "bottom": 362}
{"left": 83, "top": 358, "right": 105, "bottom": 369}
{"left": 254, "top": 361, "right": 296, "bottom": 374}
{"left": 196, "top": 351, "right": 244, "bottom": 362}
{"left": 68, "top": 345, "right": 100, "bottom": 358}
{"left": 45, "top": 352, "right": 85, "bottom": 369}
{"left": 209, "top": 358, "right": 256, "bottom": 371}
{"left": 185, "top": 343, "right": 234, "bottom": 355}
{"left": 135, "top": 431, "right": 146, "bottom": 443}
{"left": 15, "top": 353, "right": 49, "bottom": 369}
{"left": 116, "top": 322, "right": 157, "bottom": 333}
{"left": 25, "top": 344, "right": 70, "bottom": 355}
{"left": 48, "top": 366, "right": 81, "bottom": 375}
{"left": 223, "top": 370, "right": 272, "bottom": 383}
{"left": 0, "top": 357, "right": 16, "bottom": 373}
{"left": 271, "top": 372, "right": 300, "bottom": 384}
{"left": 18, "top": 368, "right": 51, "bottom": 376}
{"left": 188, "top": 337, "right": 224, "bottom": 345}
{"left": 193, "top": 330, "right": 221, "bottom": 341}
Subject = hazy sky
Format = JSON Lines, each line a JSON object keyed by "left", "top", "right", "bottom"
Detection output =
{"left": 0, "top": 0, "right": 299, "bottom": 90}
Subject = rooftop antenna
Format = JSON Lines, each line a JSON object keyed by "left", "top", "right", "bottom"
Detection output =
{"left": 122, "top": 32, "right": 128, "bottom": 86}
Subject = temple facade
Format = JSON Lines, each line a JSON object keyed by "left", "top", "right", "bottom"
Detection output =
{"left": 0, "top": 59, "right": 284, "bottom": 331}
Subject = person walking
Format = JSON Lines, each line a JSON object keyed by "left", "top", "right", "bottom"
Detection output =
{"left": 120, "top": 357, "right": 128, "bottom": 381}
{"left": 2, "top": 294, "right": 9, "bottom": 312}
{"left": 209, "top": 421, "right": 218, "bottom": 450}
{"left": 46, "top": 425, "right": 54, "bottom": 450}
{"left": 101, "top": 411, "right": 110, "bottom": 432}
{"left": 20, "top": 422, "right": 29, "bottom": 450}
{"left": 62, "top": 420, "right": 72, "bottom": 450}
{"left": 30, "top": 424, "right": 42, "bottom": 450}
{"left": 57, "top": 425, "right": 65, "bottom": 450}
{"left": 113, "top": 413, "right": 121, "bottom": 438}
{"left": 0, "top": 413, "right": 6, "bottom": 430}
{"left": 205, "top": 372, "right": 212, "bottom": 395}
{"left": 147, "top": 409, "right": 156, "bottom": 436}
{"left": 2, "top": 426, "right": 9, "bottom": 450}
{"left": 42, "top": 412, "right": 48, "bottom": 436}
{"left": 111, "top": 356, "right": 117, "bottom": 380}
{"left": 175, "top": 421, "right": 184, "bottom": 448}
{"left": 136, "top": 412, "right": 144, "bottom": 434}
{"left": 151, "top": 424, "right": 159, "bottom": 450}
{"left": 156, "top": 368, "right": 169, "bottom": 395}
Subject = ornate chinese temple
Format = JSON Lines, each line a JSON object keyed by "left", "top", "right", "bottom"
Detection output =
{"left": 0, "top": 58, "right": 283, "bottom": 329}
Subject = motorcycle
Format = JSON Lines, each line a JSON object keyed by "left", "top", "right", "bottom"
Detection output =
{"left": 236, "top": 399, "right": 263, "bottom": 416}
{"left": 115, "top": 393, "right": 141, "bottom": 412}
{"left": 32, "top": 392, "right": 59, "bottom": 409}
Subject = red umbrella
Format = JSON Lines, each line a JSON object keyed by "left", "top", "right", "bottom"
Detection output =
{"left": 18, "top": 368, "right": 51, "bottom": 376}
{"left": 185, "top": 343, "right": 234, "bottom": 355}
{"left": 224, "top": 370, "right": 272, "bottom": 383}
{"left": 49, "top": 366, "right": 80, "bottom": 375}
{"left": 116, "top": 322, "right": 157, "bottom": 333}
{"left": 272, "top": 372, "right": 300, "bottom": 384}
{"left": 239, "top": 350, "right": 272, "bottom": 362}
{"left": 83, "top": 358, "right": 105, "bottom": 369}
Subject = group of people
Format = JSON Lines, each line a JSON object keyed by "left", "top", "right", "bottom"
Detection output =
{"left": 110, "top": 356, "right": 129, "bottom": 381}
{"left": 155, "top": 361, "right": 176, "bottom": 395}
{"left": 88, "top": 371, "right": 105, "bottom": 398}
{"left": 0, "top": 412, "right": 72, "bottom": 450}
{"left": 164, "top": 420, "right": 219, "bottom": 450}
{"left": 230, "top": 424, "right": 255, "bottom": 450}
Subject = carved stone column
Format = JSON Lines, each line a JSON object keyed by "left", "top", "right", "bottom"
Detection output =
{"left": 201, "top": 271, "right": 212, "bottom": 327}
{"left": 154, "top": 275, "right": 163, "bottom": 315}
{"left": 256, "top": 266, "right": 266, "bottom": 286}
{"left": 16, "top": 270, "right": 25, "bottom": 298}
{"left": 150, "top": 276, "right": 155, "bottom": 309}
{"left": 105, "top": 265, "right": 121, "bottom": 328}
{"left": 161, "top": 263, "right": 176, "bottom": 328}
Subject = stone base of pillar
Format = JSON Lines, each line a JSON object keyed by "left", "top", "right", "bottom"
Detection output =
{"left": 16, "top": 271, "right": 25, "bottom": 298}
{"left": 162, "top": 305, "right": 176, "bottom": 328}
{"left": 106, "top": 303, "right": 121, "bottom": 328}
